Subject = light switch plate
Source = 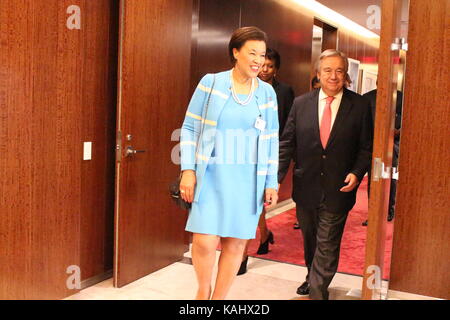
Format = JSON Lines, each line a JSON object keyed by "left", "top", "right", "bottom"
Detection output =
{"left": 83, "top": 142, "right": 92, "bottom": 160}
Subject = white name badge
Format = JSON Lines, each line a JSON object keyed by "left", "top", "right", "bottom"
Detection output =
{"left": 254, "top": 117, "right": 266, "bottom": 131}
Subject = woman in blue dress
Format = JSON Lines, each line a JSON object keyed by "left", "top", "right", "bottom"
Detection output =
{"left": 179, "top": 27, "right": 279, "bottom": 300}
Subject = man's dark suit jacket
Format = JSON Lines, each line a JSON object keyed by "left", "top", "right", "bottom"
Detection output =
{"left": 363, "top": 89, "right": 403, "bottom": 145}
{"left": 278, "top": 88, "right": 373, "bottom": 214}
{"left": 272, "top": 79, "right": 295, "bottom": 135}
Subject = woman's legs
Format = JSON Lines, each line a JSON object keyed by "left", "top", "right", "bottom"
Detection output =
{"left": 191, "top": 233, "right": 220, "bottom": 300}
{"left": 242, "top": 212, "right": 270, "bottom": 260}
{"left": 257, "top": 212, "right": 270, "bottom": 243}
{"left": 242, "top": 241, "right": 250, "bottom": 260}
{"left": 212, "top": 237, "right": 248, "bottom": 300}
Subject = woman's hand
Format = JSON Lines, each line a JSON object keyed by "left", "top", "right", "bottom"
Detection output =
{"left": 264, "top": 188, "right": 278, "bottom": 210}
{"left": 180, "top": 170, "right": 196, "bottom": 203}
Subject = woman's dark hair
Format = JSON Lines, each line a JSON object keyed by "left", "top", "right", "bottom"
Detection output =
{"left": 228, "top": 26, "right": 268, "bottom": 64}
{"left": 265, "top": 48, "right": 281, "bottom": 70}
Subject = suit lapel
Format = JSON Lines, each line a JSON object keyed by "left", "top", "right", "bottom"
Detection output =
{"left": 326, "top": 89, "right": 353, "bottom": 149}
{"left": 309, "top": 90, "right": 321, "bottom": 145}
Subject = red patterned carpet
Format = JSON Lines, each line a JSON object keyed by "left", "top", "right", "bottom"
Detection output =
{"left": 247, "top": 177, "right": 394, "bottom": 279}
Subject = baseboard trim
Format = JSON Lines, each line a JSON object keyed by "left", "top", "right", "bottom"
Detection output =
{"left": 387, "top": 289, "right": 442, "bottom": 300}
{"left": 80, "top": 270, "right": 113, "bottom": 290}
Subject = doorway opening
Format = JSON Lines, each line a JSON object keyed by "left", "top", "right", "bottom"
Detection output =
{"left": 310, "top": 18, "right": 338, "bottom": 84}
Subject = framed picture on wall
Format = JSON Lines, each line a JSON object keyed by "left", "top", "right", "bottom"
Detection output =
{"left": 357, "top": 69, "right": 364, "bottom": 94}
{"left": 361, "top": 70, "right": 378, "bottom": 94}
{"left": 347, "top": 58, "right": 360, "bottom": 93}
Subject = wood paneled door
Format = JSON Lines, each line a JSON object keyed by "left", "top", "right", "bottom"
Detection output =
{"left": 362, "top": 0, "right": 403, "bottom": 300}
{"left": 113, "top": 0, "right": 193, "bottom": 287}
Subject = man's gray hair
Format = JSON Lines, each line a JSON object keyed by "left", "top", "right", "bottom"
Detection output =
{"left": 315, "top": 49, "right": 349, "bottom": 73}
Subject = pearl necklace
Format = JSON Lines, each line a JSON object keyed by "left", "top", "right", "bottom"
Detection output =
{"left": 231, "top": 71, "right": 255, "bottom": 106}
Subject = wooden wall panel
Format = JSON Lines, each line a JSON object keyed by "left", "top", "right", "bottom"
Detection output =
{"left": 322, "top": 24, "right": 338, "bottom": 51}
{"left": 0, "top": 0, "right": 83, "bottom": 299}
{"left": 339, "top": 30, "right": 379, "bottom": 64}
{"left": 0, "top": 0, "right": 119, "bottom": 298}
{"left": 356, "top": 39, "right": 364, "bottom": 62}
{"left": 29, "top": 0, "right": 85, "bottom": 299}
{"left": 190, "top": 0, "right": 200, "bottom": 94}
{"left": 79, "top": 0, "right": 118, "bottom": 282}
{"left": 192, "top": 0, "right": 241, "bottom": 86}
{"left": 338, "top": 30, "right": 349, "bottom": 55}
{"left": 241, "top": 0, "right": 313, "bottom": 95}
{"left": 0, "top": 0, "right": 34, "bottom": 299}
{"left": 348, "top": 34, "right": 357, "bottom": 58}
{"left": 388, "top": 0, "right": 450, "bottom": 299}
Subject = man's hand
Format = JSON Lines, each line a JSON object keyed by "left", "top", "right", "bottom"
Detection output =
{"left": 180, "top": 170, "right": 196, "bottom": 203}
{"left": 340, "top": 173, "right": 359, "bottom": 192}
{"left": 264, "top": 188, "right": 279, "bottom": 210}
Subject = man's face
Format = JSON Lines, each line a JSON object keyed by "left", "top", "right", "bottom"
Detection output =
{"left": 317, "top": 56, "right": 346, "bottom": 96}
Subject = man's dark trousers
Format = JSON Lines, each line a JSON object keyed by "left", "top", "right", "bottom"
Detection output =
{"left": 297, "top": 202, "right": 349, "bottom": 300}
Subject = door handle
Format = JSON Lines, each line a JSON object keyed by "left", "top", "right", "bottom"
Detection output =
{"left": 125, "top": 146, "right": 146, "bottom": 157}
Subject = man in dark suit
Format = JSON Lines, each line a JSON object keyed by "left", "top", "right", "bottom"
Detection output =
{"left": 278, "top": 50, "right": 373, "bottom": 300}
{"left": 362, "top": 88, "right": 403, "bottom": 224}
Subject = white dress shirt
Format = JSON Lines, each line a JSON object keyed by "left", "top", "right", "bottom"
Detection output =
{"left": 318, "top": 88, "right": 344, "bottom": 130}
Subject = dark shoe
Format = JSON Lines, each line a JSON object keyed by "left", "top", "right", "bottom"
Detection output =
{"left": 362, "top": 220, "right": 368, "bottom": 226}
{"left": 256, "top": 231, "right": 274, "bottom": 255}
{"left": 293, "top": 222, "right": 301, "bottom": 230}
{"left": 237, "top": 256, "right": 248, "bottom": 276}
{"left": 296, "top": 281, "right": 310, "bottom": 295}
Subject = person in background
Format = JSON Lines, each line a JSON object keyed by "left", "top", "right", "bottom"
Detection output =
{"left": 311, "top": 75, "right": 321, "bottom": 90}
{"left": 237, "top": 48, "right": 294, "bottom": 275}
{"left": 278, "top": 49, "right": 373, "bottom": 299}
{"left": 179, "top": 26, "right": 279, "bottom": 300}
{"left": 362, "top": 86, "right": 403, "bottom": 226}
{"left": 344, "top": 73, "right": 352, "bottom": 89}
{"left": 258, "top": 48, "right": 295, "bottom": 135}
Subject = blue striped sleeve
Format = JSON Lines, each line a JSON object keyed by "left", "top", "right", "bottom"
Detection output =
{"left": 180, "top": 74, "right": 214, "bottom": 171}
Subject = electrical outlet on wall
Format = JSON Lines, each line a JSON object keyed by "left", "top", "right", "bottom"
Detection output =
{"left": 83, "top": 142, "right": 92, "bottom": 160}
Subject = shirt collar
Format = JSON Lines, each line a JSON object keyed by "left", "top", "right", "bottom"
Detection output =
{"left": 319, "top": 88, "right": 344, "bottom": 101}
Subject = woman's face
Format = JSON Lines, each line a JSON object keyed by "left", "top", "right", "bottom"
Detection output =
{"left": 258, "top": 58, "right": 277, "bottom": 83}
{"left": 233, "top": 40, "right": 266, "bottom": 79}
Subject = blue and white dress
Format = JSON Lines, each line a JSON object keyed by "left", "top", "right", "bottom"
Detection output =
{"left": 180, "top": 70, "right": 279, "bottom": 240}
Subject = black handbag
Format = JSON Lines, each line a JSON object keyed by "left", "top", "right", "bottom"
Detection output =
{"left": 169, "top": 75, "right": 215, "bottom": 210}
{"left": 169, "top": 174, "right": 192, "bottom": 210}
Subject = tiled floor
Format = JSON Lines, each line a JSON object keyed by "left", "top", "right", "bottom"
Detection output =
{"left": 66, "top": 200, "right": 441, "bottom": 301}
{"left": 66, "top": 248, "right": 370, "bottom": 300}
